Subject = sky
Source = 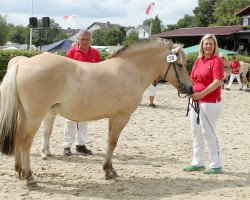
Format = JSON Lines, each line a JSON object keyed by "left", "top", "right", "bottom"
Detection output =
{"left": 0, "top": 0, "right": 198, "bottom": 29}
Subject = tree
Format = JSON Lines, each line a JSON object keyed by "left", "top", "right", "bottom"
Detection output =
{"left": 151, "top": 15, "right": 162, "bottom": 35}
{"left": 143, "top": 19, "right": 152, "bottom": 26}
{"left": 92, "top": 28, "right": 126, "bottom": 46}
{"left": 123, "top": 31, "right": 138, "bottom": 45}
{"left": 103, "top": 28, "right": 125, "bottom": 46}
{"left": 8, "top": 25, "right": 29, "bottom": 44}
{"left": 213, "top": 0, "right": 250, "bottom": 26}
{"left": 92, "top": 29, "right": 106, "bottom": 45}
{"left": 176, "top": 14, "right": 195, "bottom": 28}
{"left": 0, "top": 14, "right": 9, "bottom": 46}
{"left": 193, "top": 0, "right": 219, "bottom": 27}
{"left": 32, "top": 19, "right": 65, "bottom": 47}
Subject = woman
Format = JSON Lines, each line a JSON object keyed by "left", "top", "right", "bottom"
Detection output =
{"left": 184, "top": 34, "right": 224, "bottom": 174}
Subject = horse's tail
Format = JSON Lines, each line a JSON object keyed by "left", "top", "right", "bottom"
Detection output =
{"left": 0, "top": 63, "right": 19, "bottom": 155}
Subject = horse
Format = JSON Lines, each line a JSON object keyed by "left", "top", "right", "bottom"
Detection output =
{"left": 219, "top": 54, "right": 250, "bottom": 89}
{"left": 0, "top": 38, "right": 193, "bottom": 188}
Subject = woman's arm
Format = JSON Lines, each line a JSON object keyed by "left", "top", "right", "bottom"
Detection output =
{"left": 192, "top": 79, "right": 221, "bottom": 100}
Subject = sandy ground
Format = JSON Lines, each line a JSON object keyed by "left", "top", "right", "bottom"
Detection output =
{"left": 0, "top": 83, "right": 249, "bottom": 200}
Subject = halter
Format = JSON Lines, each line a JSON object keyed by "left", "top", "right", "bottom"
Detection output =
{"left": 162, "top": 52, "right": 188, "bottom": 98}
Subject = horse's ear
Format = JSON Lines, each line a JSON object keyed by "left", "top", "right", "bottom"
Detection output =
{"left": 172, "top": 44, "right": 184, "bottom": 54}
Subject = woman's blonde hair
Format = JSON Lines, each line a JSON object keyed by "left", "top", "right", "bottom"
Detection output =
{"left": 198, "top": 34, "right": 219, "bottom": 58}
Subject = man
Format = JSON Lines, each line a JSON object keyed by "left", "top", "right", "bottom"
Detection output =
{"left": 63, "top": 29, "right": 101, "bottom": 156}
{"left": 225, "top": 56, "right": 242, "bottom": 91}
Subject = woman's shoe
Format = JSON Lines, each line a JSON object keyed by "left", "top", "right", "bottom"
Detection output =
{"left": 203, "top": 167, "right": 222, "bottom": 174}
{"left": 183, "top": 165, "right": 206, "bottom": 172}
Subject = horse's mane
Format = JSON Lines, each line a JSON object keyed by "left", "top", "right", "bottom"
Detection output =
{"left": 108, "top": 38, "right": 178, "bottom": 59}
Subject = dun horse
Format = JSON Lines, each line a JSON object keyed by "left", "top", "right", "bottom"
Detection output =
{"left": 0, "top": 39, "right": 192, "bottom": 188}
{"left": 219, "top": 54, "right": 250, "bottom": 89}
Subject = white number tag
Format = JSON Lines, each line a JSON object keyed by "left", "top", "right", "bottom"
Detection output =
{"left": 166, "top": 54, "right": 177, "bottom": 63}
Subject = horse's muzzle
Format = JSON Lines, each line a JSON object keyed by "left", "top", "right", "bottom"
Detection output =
{"left": 179, "top": 82, "right": 193, "bottom": 95}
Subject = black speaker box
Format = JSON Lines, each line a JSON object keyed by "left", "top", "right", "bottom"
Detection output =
{"left": 29, "top": 17, "right": 37, "bottom": 28}
{"left": 42, "top": 17, "right": 50, "bottom": 28}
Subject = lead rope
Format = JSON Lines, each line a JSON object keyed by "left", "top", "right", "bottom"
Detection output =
{"left": 186, "top": 95, "right": 200, "bottom": 124}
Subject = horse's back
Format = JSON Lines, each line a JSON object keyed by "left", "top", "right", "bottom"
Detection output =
{"left": 15, "top": 53, "right": 141, "bottom": 121}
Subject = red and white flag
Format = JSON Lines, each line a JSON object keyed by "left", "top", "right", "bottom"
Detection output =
{"left": 145, "top": 2, "right": 155, "bottom": 15}
{"left": 63, "top": 15, "right": 76, "bottom": 20}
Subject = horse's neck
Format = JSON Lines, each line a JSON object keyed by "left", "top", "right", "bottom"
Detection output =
{"left": 224, "top": 59, "right": 231, "bottom": 68}
{"left": 126, "top": 48, "right": 166, "bottom": 90}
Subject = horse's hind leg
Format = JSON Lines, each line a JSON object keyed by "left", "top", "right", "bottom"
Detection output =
{"left": 18, "top": 116, "right": 44, "bottom": 187}
{"left": 103, "top": 114, "right": 131, "bottom": 180}
{"left": 14, "top": 145, "right": 22, "bottom": 179}
{"left": 40, "top": 110, "right": 57, "bottom": 160}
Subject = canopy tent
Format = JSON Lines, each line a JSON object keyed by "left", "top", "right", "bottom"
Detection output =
{"left": 183, "top": 44, "right": 236, "bottom": 55}
{"left": 41, "top": 38, "right": 73, "bottom": 52}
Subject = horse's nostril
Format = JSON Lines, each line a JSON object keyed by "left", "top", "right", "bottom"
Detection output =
{"left": 190, "top": 86, "right": 194, "bottom": 94}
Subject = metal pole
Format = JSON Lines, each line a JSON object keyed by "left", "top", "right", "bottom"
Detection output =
{"left": 29, "top": 0, "right": 33, "bottom": 50}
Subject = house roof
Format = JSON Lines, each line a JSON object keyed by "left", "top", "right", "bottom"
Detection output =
{"left": 235, "top": 5, "right": 250, "bottom": 17}
{"left": 152, "top": 25, "right": 242, "bottom": 38}
{"left": 87, "top": 22, "right": 122, "bottom": 30}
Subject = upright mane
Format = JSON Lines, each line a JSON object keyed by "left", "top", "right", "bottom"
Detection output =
{"left": 108, "top": 38, "right": 176, "bottom": 59}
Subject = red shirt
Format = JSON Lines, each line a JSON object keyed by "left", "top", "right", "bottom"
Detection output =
{"left": 230, "top": 60, "right": 240, "bottom": 74}
{"left": 66, "top": 45, "right": 101, "bottom": 63}
{"left": 190, "top": 55, "right": 224, "bottom": 103}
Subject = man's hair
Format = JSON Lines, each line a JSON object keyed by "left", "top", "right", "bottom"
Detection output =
{"left": 232, "top": 56, "right": 236, "bottom": 59}
{"left": 78, "top": 29, "right": 91, "bottom": 38}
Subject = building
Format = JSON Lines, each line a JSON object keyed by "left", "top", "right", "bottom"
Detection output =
{"left": 87, "top": 21, "right": 123, "bottom": 33}
{"left": 235, "top": 5, "right": 250, "bottom": 55}
{"left": 151, "top": 25, "right": 242, "bottom": 50}
{"left": 134, "top": 25, "right": 150, "bottom": 39}
{"left": 151, "top": 5, "right": 250, "bottom": 54}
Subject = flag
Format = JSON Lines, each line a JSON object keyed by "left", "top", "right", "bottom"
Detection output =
{"left": 146, "top": 2, "right": 155, "bottom": 15}
{"left": 63, "top": 15, "right": 76, "bottom": 20}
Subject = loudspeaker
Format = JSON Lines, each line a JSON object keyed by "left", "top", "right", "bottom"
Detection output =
{"left": 42, "top": 17, "right": 50, "bottom": 28}
{"left": 29, "top": 17, "right": 37, "bottom": 28}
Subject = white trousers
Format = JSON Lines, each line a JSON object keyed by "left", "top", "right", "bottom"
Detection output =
{"left": 226, "top": 74, "right": 242, "bottom": 89}
{"left": 149, "top": 83, "right": 157, "bottom": 96}
{"left": 63, "top": 119, "right": 88, "bottom": 148}
{"left": 189, "top": 101, "right": 223, "bottom": 168}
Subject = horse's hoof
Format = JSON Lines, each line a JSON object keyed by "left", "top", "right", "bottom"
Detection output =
{"left": 105, "top": 173, "right": 114, "bottom": 180}
{"left": 27, "top": 178, "right": 40, "bottom": 190}
{"left": 105, "top": 171, "right": 118, "bottom": 180}
{"left": 111, "top": 170, "right": 118, "bottom": 178}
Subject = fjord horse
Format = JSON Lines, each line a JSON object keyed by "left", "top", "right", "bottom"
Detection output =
{"left": 219, "top": 54, "right": 250, "bottom": 89}
{"left": 0, "top": 39, "right": 192, "bottom": 188}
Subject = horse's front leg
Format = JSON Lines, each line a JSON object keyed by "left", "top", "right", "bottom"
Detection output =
{"left": 103, "top": 115, "right": 131, "bottom": 180}
{"left": 40, "top": 110, "right": 57, "bottom": 160}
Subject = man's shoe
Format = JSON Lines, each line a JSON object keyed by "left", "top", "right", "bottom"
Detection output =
{"left": 63, "top": 148, "right": 71, "bottom": 156}
{"left": 203, "top": 167, "right": 222, "bottom": 174}
{"left": 225, "top": 88, "right": 230, "bottom": 91}
{"left": 149, "top": 103, "right": 157, "bottom": 108}
{"left": 76, "top": 145, "right": 92, "bottom": 155}
{"left": 183, "top": 165, "right": 206, "bottom": 172}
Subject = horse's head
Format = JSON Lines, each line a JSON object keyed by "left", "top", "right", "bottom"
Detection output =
{"left": 219, "top": 53, "right": 230, "bottom": 68}
{"left": 161, "top": 44, "right": 193, "bottom": 95}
